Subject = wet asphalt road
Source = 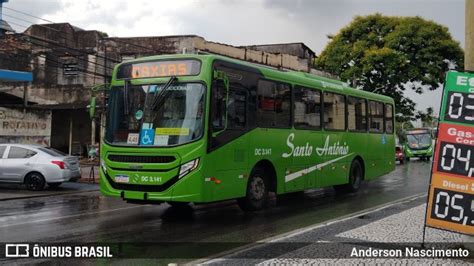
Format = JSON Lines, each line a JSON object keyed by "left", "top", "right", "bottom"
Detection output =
{"left": 0, "top": 160, "right": 432, "bottom": 260}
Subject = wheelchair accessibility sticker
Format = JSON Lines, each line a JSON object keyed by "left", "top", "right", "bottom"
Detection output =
{"left": 140, "top": 129, "right": 155, "bottom": 145}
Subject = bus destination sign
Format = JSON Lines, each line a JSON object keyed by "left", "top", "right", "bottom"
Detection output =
{"left": 116, "top": 59, "right": 201, "bottom": 79}
{"left": 425, "top": 71, "right": 474, "bottom": 236}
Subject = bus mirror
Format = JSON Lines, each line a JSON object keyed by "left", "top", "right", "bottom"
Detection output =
{"left": 88, "top": 97, "right": 96, "bottom": 119}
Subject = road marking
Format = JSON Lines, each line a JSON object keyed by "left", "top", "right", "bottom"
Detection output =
{"left": 198, "top": 192, "right": 427, "bottom": 265}
{"left": 0, "top": 205, "right": 147, "bottom": 229}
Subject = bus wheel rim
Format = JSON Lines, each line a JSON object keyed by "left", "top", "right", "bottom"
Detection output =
{"left": 251, "top": 177, "right": 265, "bottom": 200}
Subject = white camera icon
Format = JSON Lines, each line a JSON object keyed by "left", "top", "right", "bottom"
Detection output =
{"left": 5, "top": 244, "right": 29, "bottom": 258}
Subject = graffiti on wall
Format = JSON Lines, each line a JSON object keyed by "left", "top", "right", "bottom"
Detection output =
{"left": 0, "top": 107, "right": 52, "bottom": 145}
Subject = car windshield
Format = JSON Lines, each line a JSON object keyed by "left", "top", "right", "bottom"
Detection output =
{"left": 105, "top": 82, "right": 205, "bottom": 146}
{"left": 407, "top": 133, "right": 431, "bottom": 148}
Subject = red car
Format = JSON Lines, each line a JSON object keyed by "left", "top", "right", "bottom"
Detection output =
{"left": 395, "top": 146, "right": 405, "bottom": 164}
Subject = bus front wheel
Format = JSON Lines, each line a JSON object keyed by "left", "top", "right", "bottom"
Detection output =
{"left": 237, "top": 168, "right": 269, "bottom": 212}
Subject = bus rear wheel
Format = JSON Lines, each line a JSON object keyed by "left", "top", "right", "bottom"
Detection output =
{"left": 334, "top": 160, "right": 363, "bottom": 193}
{"left": 237, "top": 168, "right": 269, "bottom": 212}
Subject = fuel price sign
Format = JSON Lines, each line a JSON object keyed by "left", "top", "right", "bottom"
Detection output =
{"left": 425, "top": 71, "right": 474, "bottom": 236}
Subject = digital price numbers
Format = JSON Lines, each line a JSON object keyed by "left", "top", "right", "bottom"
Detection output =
{"left": 444, "top": 91, "right": 474, "bottom": 124}
{"left": 437, "top": 141, "right": 474, "bottom": 177}
{"left": 430, "top": 188, "right": 474, "bottom": 226}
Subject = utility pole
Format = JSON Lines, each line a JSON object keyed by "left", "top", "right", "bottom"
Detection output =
{"left": 466, "top": 0, "right": 474, "bottom": 71}
{"left": 463, "top": 0, "right": 474, "bottom": 249}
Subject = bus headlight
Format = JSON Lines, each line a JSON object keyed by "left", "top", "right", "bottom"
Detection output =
{"left": 179, "top": 158, "right": 199, "bottom": 178}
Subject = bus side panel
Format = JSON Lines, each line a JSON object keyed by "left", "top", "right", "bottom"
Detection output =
{"left": 283, "top": 129, "right": 322, "bottom": 192}
{"left": 366, "top": 134, "right": 386, "bottom": 180}
{"left": 385, "top": 133, "right": 396, "bottom": 174}
{"left": 250, "top": 128, "right": 293, "bottom": 195}
{"left": 203, "top": 134, "right": 249, "bottom": 201}
{"left": 318, "top": 132, "right": 349, "bottom": 187}
{"left": 346, "top": 131, "right": 368, "bottom": 180}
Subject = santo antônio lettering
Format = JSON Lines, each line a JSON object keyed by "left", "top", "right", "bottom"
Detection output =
{"left": 282, "top": 133, "right": 349, "bottom": 158}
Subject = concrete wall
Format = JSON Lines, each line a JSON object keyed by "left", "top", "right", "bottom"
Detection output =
{"left": 0, "top": 107, "right": 51, "bottom": 145}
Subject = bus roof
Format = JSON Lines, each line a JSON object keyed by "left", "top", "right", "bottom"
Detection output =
{"left": 114, "top": 54, "right": 394, "bottom": 103}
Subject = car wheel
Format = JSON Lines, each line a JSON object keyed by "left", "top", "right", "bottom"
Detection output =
{"left": 25, "top": 172, "right": 46, "bottom": 191}
{"left": 48, "top": 182, "right": 62, "bottom": 189}
{"left": 237, "top": 168, "right": 269, "bottom": 211}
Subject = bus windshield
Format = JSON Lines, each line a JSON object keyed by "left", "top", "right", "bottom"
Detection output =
{"left": 406, "top": 133, "right": 432, "bottom": 149}
{"left": 105, "top": 83, "right": 205, "bottom": 146}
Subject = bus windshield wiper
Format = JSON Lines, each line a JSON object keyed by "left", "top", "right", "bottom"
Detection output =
{"left": 151, "top": 76, "right": 177, "bottom": 111}
{"left": 124, "top": 80, "right": 130, "bottom": 115}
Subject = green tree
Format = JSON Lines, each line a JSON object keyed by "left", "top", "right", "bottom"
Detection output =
{"left": 416, "top": 107, "right": 438, "bottom": 128}
{"left": 316, "top": 14, "right": 463, "bottom": 120}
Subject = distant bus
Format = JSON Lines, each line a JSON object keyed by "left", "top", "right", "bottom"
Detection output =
{"left": 403, "top": 128, "right": 434, "bottom": 161}
{"left": 91, "top": 54, "right": 396, "bottom": 211}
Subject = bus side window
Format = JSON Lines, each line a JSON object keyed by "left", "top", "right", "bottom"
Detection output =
{"left": 323, "top": 92, "right": 346, "bottom": 130}
{"left": 227, "top": 87, "right": 247, "bottom": 129}
{"left": 294, "top": 86, "right": 321, "bottom": 130}
{"left": 369, "top": 101, "right": 384, "bottom": 133}
{"left": 211, "top": 80, "right": 227, "bottom": 131}
{"left": 385, "top": 104, "right": 394, "bottom": 134}
{"left": 347, "top": 96, "right": 367, "bottom": 132}
{"left": 257, "top": 80, "right": 291, "bottom": 128}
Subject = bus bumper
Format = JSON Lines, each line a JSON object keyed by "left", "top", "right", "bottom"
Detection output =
{"left": 99, "top": 167, "right": 203, "bottom": 203}
{"left": 405, "top": 147, "right": 433, "bottom": 158}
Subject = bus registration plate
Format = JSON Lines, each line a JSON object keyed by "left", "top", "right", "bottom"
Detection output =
{"left": 115, "top": 175, "right": 129, "bottom": 183}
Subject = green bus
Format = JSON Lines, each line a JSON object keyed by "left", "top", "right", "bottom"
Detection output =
{"left": 92, "top": 54, "right": 395, "bottom": 211}
{"left": 403, "top": 128, "right": 434, "bottom": 161}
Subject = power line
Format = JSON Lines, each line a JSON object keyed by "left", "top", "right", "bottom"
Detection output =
{"left": 3, "top": 9, "right": 122, "bottom": 65}
{"left": 0, "top": 40, "right": 110, "bottom": 80}
{"left": 2, "top": 17, "right": 118, "bottom": 72}
{"left": 3, "top": 6, "right": 161, "bottom": 54}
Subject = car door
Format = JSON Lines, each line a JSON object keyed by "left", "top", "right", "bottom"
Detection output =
{"left": 2, "top": 146, "right": 38, "bottom": 183}
{"left": 0, "top": 145, "right": 7, "bottom": 180}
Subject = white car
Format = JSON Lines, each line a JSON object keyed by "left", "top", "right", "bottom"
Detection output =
{"left": 0, "top": 144, "right": 81, "bottom": 191}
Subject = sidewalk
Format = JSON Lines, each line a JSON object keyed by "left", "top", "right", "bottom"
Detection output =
{"left": 202, "top": 196, "right": 473, "bottom": 265}
{"left": 79, "top": 163, "right": 100, "bottom": 184}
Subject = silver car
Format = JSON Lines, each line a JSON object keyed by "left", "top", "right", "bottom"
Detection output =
{"left": 0, "top": 144, "right": 81, "bottom": 191}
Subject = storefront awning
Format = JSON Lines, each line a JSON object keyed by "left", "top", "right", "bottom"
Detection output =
{"left": 0, "top": 69, "right": 33, "bottom": 82}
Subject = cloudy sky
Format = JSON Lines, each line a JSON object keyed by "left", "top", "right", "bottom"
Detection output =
{"left": 2, "top": 0, "right": 466, "bottom": 115}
